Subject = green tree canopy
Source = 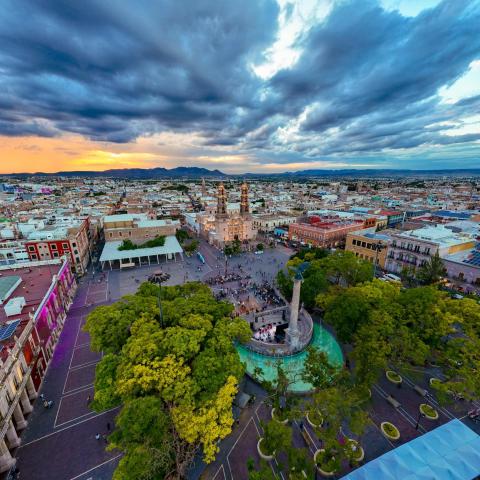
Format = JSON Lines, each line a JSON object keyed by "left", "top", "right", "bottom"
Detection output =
{"left": 85, "top": 281, "right": 251, "bottom": 478}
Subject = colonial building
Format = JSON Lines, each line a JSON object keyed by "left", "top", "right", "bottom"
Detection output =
{"left": 385, "top": 225, "right": 476, "bottom": 274}
{"left": 24, "top": 217, "right": 91, "bottom": 275}
{"left": 0, "top": 257, "right": 76, "bottom": 473}
{"left": 345, "top": 230, "right": 390, "bottom": 270}
{"left": 208, "top": 182, "right": 256, "bottom": 247}
{"left": 103, "top": 213, "right": 179, "bottom": 243}
{"left": 288, "top": 219, "right": 364, "bottom": 248}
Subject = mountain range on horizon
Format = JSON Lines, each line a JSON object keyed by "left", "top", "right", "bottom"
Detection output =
{"left": 2, "top": 165, "right": 480, "bottom": 179}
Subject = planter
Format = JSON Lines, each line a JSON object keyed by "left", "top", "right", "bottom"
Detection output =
{"left": 257, "top": 438, "right": 275, "bottom": 461}
{"left": 306, "top": 411, "right": 323, "bottom": 428}
{"left": 347, "top": 439, "right": 365, "bottom": 462}
{"left": 429, "top": 377, "right": 442, "bottom": 388}
{"left": 420, "top": 403, "right": 439, "bottom": 420}
{"left": 289, "top": 471, "right": 308, "bottom": 479}
{"left": 271, "top": 408, "right": 289, "bottom": 424}
{"left": 314, "top": 449, "right": 337, "bottom": 478}
{"left": 386, "top": 370, "right": 402, "bottom": 385}
{"left": 380, "top": 421, "right": 400, "bottom": 441}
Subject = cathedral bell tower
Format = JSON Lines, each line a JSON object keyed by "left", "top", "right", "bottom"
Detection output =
{"left": 216, "top": 182, "right": 228, "bottom": 218}
{"left": 240, "top": 181, "right": 250, "bottom": 216}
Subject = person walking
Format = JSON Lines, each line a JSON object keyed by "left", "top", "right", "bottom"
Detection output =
{"left": 87, "top": 395, "right": 91, "bottom": 405}
{"left": 106, "top": 422, "right": 111, "bottom": 432}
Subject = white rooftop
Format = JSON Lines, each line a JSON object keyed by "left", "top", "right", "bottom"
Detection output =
{"left": 103, "top": 213, "right": 148, "bottom": 223}
{"left": 397, "top": 225, "right": 473, "bottom": 248}
{"left": 99, "top": 235, "right": 183, "bottom": 263}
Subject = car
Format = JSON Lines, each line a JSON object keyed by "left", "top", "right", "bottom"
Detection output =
{"left": 383, "top": 273, "right": 401, "bottom": 282}
{"left": 254, "top": 250, "right": 264, "bottom": 255}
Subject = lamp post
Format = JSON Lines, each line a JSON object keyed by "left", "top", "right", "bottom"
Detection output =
{"left": 148, "top": 271, "right": 170, "bottom": 328}
{"left": 415, "top": 412, "right": 425, "bottom": 430}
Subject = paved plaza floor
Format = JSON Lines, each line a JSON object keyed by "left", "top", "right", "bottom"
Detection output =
{"left": 8, "top": 240, "right": 480, "bottom": 479}
{"left": 7, "top": 241, "right": 293, "bottom": 480}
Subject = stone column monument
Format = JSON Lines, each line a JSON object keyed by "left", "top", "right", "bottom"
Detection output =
{"left": 286, "top": 271, "right": 302, "bottom": 349}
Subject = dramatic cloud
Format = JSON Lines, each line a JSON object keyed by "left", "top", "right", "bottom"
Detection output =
{"left": 0, "top": 0, "right": 479, "bottom": 172}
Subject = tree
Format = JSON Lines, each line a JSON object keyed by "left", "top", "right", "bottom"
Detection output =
{"left": 247, "top": 460, "right": 276, "bottom": 480}
{"left": 184, "top": 239, "right": 199, "bottom": 254}
{"left": 175, "top": 229, "right": 190, "bottom": 244}
{"left": 302, "top": 347, "right": 343, "bottom": 390}
{"left": 417, "top": 252, "right": 446, "bottom": 285}
{"left": 318, "top": 251, "right": 373, "bottom": 286}
{"left": 311, "top": 385, "right": 370, "bottom": 472}
{"left": 87, "top": 282, "right": 251, "bottom": 478}
{"left": 288, "top": 447, "right": 314, "bottom": 479}
{"left": 256, "top": 243, "right": 264, "bottom": 251}
{"left": 261, "top": 420, "right": 291, "bottom": 456}
{"left": 108, "top": 396, "right": 175, "bottom": 480}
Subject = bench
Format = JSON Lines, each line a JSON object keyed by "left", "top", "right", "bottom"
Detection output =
{"left": 386, "top": 395, "right": 401, "bottom": 408}
{"left": 413, "top": 385, "right": 427, "bottom": 397}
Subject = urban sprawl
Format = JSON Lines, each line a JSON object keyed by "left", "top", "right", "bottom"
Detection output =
{"left": 0, "top": 175, "right": 479, "bottom": 480}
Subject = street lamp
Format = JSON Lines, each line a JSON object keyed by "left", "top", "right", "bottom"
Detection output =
{"left": 415, "top": 411, "right": 426, "bottom": 430}
{"left": 148, "top": 271, "right": 170, "bottom": 328}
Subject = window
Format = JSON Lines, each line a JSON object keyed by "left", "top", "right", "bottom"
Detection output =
{"left": 53, "top": 252, "right": 59, "bottom": 258}
{"left": 31, "top": 254, "right": 37, "bottom": 259}
{"left": 74, "top": 249, "right": 79, "bottom": 255}
{"left": 63, "top": 243, "right": 69, "bottom": 249}
{"left": 28, "top": 246, "right": 35, "bottom": 252}
{"left": 51, "top": 244, "right": 57, "bottom": 250}
{"left": 361, "top": 241, "right": 366, "bottom": 248}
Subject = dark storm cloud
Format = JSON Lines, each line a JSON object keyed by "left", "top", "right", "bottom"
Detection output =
{"left": 0, "top": 0, "right": 278, "bottom": 141}
{"left": 267, "top": 0, "right": 480, "bottom": 159}
{"left": 0, "top": 0, "right": 479, "bottom": 167}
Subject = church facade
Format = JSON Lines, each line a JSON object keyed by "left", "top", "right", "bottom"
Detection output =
{"left": 197, "top": 182, "right": 256, "bottom": 247}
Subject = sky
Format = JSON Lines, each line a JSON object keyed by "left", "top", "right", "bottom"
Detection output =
{"left": 0, "top": 0, "right": 479, "bottom": 174}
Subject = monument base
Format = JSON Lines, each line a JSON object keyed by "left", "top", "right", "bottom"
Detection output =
{"left": 285, "top": 327, "right": 301, "bottom": 350}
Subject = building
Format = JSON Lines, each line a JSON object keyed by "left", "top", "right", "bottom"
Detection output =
{"left": 208, "top": 182, "right": 256, "bottom": 246}
{"left": 0, "top": 241, "right": 29, "bottom": 265}
{"left": 345, "top": 230, "right": 390, "bottom": 269}
{"left": 442, "top": 246, "right": 480, "bottom": 293}
{"left": 288, "top": 219, "right": 364, "bottom": 248}
{"left": 103, "top": 213, "right": 179, "bottom": 242}
{"left": 385, "top": 225, "right": 476, "bottom": 274}
{"left": 24, "top": 217, "right": 91, "bottom": 275}
{"left": 252, "top": 213, "right": 298, "bottom": 233}
{"left": 0, "top": 258, "right": 76, "bottom": 473}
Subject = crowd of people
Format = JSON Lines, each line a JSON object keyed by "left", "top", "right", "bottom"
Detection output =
{"left": 251, "top": 281, "right": 283, "bottom": 307}
{"left": 253, "top": 324, "right": 277, "bottom": 342}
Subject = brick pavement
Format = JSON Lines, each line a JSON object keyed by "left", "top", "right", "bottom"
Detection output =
{"left": 11, "top": 276, "right": 121, "bottom": 480}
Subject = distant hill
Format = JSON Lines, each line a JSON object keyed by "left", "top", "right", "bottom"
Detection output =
{"left": 3, "top": 166, "right": 227, "bottom": 179}
{"left": 3, "top": 167, "right": 480, "bottom": 179}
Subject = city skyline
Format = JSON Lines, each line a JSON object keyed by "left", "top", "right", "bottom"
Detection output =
{"left": 1, "top": 0, "right": 480, "bottom": 174}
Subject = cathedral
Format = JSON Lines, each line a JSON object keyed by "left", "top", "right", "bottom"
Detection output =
{"left": 197, "top": 182, "right": 255, "bottom": 247}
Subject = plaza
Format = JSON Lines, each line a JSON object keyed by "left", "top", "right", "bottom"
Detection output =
{"left": 6, "top": 239, "right": 480, "bottom": 480}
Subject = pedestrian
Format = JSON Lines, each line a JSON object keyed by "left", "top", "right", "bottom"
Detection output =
{"left": 39, "top": 393, "right": 45, "bottom": 400}
{"left": 87, "top": 395, "right": 91, "bottom": 405}
{"left": 106, "top": 422, "right": 111, "bottom": 432}
{"left": 95, "top": 433, "right": 101, "bottom": 440}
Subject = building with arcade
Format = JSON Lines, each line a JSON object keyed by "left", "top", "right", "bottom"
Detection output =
{"left": 0, "top": 257, "right": 76, "bottom": 473}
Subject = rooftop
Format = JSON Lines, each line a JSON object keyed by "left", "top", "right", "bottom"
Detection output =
{"left": 0, "top": 261, "right": 62, "bottom": 360}
{"left": 342, "top": 419, "right": 480, "bottom": 480}
{"left": 99, "top": 235, "right": 183, "bottom": 263}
